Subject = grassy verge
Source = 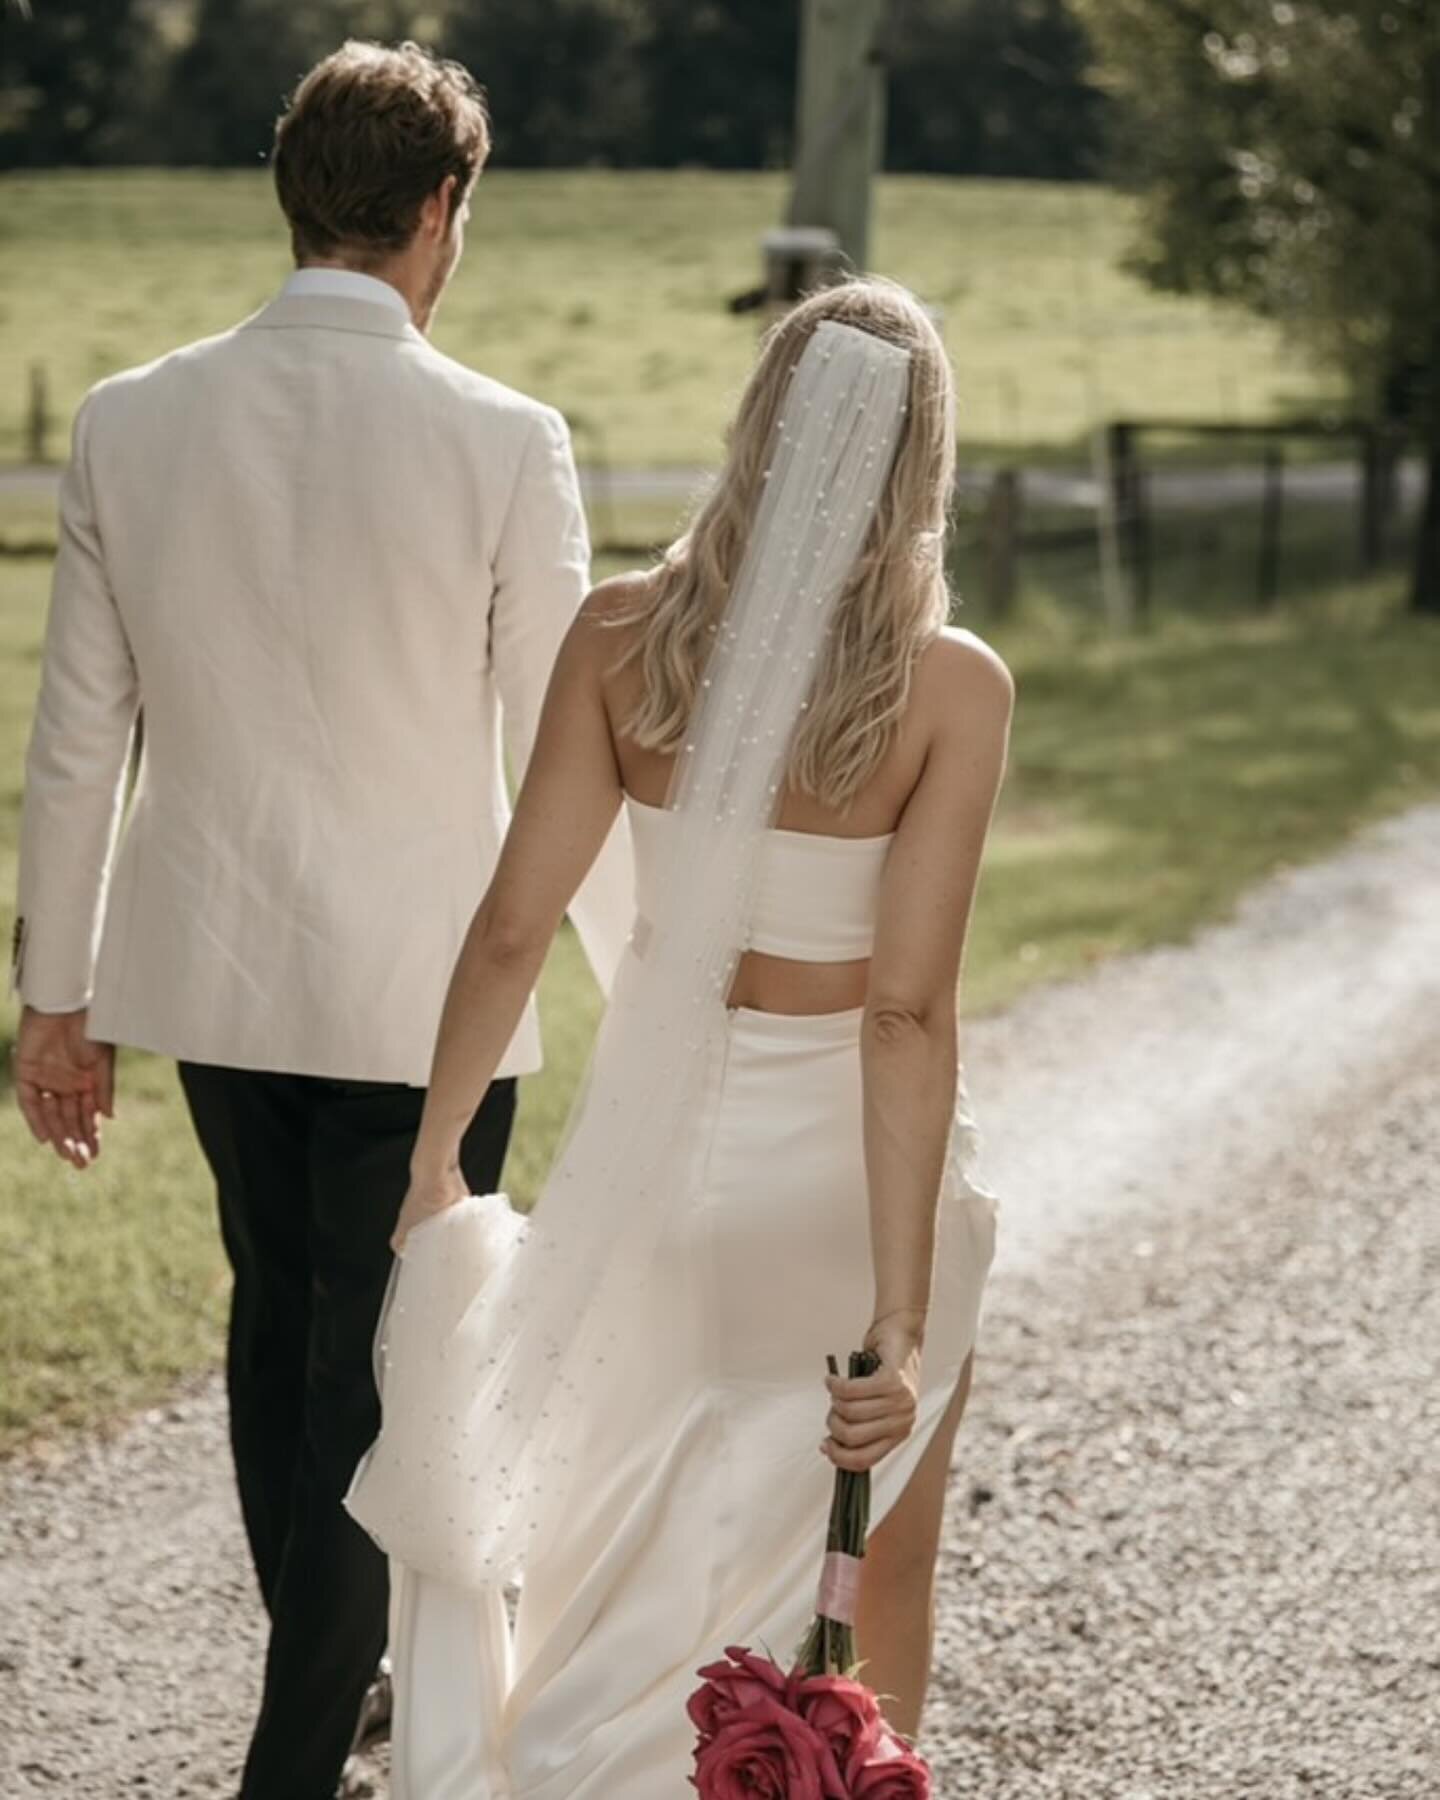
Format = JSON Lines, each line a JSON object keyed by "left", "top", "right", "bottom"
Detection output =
{"left": 3, "top": 540, "right": 1439, "bottom": 1452}
{"left": 975, "top": 593, "right": 1440, "bottom": 1004}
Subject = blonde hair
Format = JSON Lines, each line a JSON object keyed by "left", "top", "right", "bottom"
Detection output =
{"left": 615, "top": 277, "right": 956, "bottom": 811}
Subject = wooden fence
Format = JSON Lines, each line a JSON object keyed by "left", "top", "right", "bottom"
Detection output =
{"left": 976, "top": 417, "right": 1412, "bottom": 624}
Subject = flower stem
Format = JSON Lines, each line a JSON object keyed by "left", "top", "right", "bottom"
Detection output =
{"left": 794, "top": 1348, "right": 881, "bottom": 1676}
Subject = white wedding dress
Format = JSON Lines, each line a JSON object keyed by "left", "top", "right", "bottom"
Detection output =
{"left": 369, "top": 794, "right": 999, "bottom": 1798}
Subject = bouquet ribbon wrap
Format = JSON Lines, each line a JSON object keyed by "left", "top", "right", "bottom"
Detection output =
{"left": 817, "top": 1550, "right": 863, "bottom": 1626}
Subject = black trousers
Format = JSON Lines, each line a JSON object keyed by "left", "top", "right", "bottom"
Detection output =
{"left": 179, "top": 1063, "right": 517, "bottom": 1800}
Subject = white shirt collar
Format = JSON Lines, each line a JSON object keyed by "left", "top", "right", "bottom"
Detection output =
{"left": 281, "top": 267, "right": 412, "bottom": 322}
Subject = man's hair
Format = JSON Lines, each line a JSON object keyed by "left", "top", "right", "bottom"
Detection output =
{"left": 273, "top": 40, "right": 490, "bottom": 264}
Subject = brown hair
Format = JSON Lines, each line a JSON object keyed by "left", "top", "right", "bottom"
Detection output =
{"left": 273, "top": 40, "right": 490, "bottom": 264}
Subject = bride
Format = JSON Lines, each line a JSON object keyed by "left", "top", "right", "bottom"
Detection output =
{"left": 347, "top": 276, "right": 1013, "bottom": 1797}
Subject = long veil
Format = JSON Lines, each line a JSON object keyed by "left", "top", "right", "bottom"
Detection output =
{"left": 346, "top": 319, "right": 913, "bottom": 1591}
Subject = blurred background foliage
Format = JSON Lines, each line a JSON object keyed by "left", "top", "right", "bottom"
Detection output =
{"left": 1075, "top": 0, "right": 1440, "bottom": 602}
{"left": 0, "top": 0, "right": 1103, "bottom": 176}
{"left": 6, "top": 0, "right": 1434, "bottom": 603}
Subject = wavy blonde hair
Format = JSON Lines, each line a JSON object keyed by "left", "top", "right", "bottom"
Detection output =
{"left": 614, "top": 277, "right": 956, "bottom": 812}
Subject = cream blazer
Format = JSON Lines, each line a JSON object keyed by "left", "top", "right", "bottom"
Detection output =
{"left": 13, "top": 291, "right": 634, "bottom": 1083}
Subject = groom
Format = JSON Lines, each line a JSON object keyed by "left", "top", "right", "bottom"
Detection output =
{"left": 11, "top": 39, "right": 631, "bottom": 1800}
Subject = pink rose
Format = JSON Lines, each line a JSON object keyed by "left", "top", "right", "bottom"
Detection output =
{"left": 687, "top": 1646, "right": 791, "bottom": 1741}
{"left": 690, "top": 1694, "right": 844, "bottom": 1800}
{"left": 850, "top": 1728, "right": 933, "bottom": 1799}
{"left": 792, "top": 1673, "right": 885, "bottom": 1772}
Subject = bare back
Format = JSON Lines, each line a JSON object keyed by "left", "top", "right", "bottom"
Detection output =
{"left": 593, "top": 573, "right": 1012, "bottom": 1016}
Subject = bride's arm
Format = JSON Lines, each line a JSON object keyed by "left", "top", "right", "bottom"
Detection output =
{"left": 826, "top": 632, "right": 1013, "bottom": 1471}
{"left": 397, "top": 603, "right": 624, "bottom": 1246}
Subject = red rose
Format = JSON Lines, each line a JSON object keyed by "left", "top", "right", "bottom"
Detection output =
{"left": 792, "top": 1673, "right": 885, "bottom": 1773}
{"left": 687, "top": 1646, "right": 792, "bottom": 1741}
{"left": 690, "top": 1693, "right": 845, "bottom": 1800}
{"left": 850, "top": 1728, "right": 933, "bottom": 1799}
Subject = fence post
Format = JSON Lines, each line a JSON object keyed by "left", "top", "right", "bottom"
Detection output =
{"left": 1105, "top": 422, "right": 1133, "bottom": 626}
{"left": 1130, "top": 454, "right": 1152, "bottom": 625}
{"left": 1103, "top": 421, "right": 1150, "bottom": 626}
{"left": 1360, "top": 429, "right": 1383, "bottom": 571}
{"left": 1258, "top": 442, "right": 1284, "bottom": 608}
{"left": 1094, "top": 425, "right": 1126, "bottom": 627}
{"left": 981, "top": 467, "right": 1021, "bottom": 618}
{"left": 1359, "top": 425, "right": 1404, "bottom": 572}
{"left": 26, "top": 362, "right": 51, "bottom": 465}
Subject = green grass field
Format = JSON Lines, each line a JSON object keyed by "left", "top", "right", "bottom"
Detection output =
{"left": 0, "top": 169, "right": 1338, "bottom": 468}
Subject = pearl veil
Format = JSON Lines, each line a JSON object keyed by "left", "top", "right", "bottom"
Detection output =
{"left": 346, "top": 319, "right": 913, "bottom": 1591}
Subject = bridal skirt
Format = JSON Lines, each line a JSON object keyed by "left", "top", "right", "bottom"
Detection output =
{"left": 379, "top": 1005, "right": 997, "bottom": 1799}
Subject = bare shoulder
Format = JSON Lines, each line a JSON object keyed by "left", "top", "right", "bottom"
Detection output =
{"left": 915, "top": 626, "right": 1015, "bottom": 724}
{"left": 580, "top": 569, "right": 654, "bottom": 624}
{"left": 562, "top": 570, "right": 654, "bottom": 678}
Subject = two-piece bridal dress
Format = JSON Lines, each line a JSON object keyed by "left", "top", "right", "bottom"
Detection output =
{"left": 346, "top": 322, "right": 999, "bottom": 1799}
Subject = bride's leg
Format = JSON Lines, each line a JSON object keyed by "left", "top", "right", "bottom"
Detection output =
{"left": 855, "top": 1350, "right": 976, "bottom": 1738}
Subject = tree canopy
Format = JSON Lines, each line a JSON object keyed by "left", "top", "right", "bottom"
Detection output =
{"left": 0, "top": 0, "right": 1102, "bottom": 177}
{"left": 1077, "top": 0, "right": 1440, "bottom": 609}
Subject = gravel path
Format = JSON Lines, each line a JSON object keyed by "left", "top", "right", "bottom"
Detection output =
{"left": 936, "top": 1040, "right": 1440, "bottom": 1798}
{"left": 2, "top": 804, "right": 1438, "bottom": 1797}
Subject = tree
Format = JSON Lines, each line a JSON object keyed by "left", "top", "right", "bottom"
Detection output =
{"left": 886, "top": 0, "right": 1102, "bottom": 179}
{"left": 0, "top": 0, "right": 162, "bottom": 167}
{"left": 1074, "top": 0, "right": 1440, "bottom": 613}
{"left": 442, "top": 0, "right": 645, "bottom": 168}
{"left": 636, "top": 0, "right": 797, "bottom": 169}
{"left": 163, "top": 1, "right": 437, "bottom": 166}
{"left": 3, "top": 0, "right": 1107, "bottom": 176}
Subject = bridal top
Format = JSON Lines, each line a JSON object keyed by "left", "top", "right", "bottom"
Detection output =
{"left": 625, "top": 794, "right": 892, "bottom": 962}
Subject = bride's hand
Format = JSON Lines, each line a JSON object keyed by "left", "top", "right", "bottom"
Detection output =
{"left": 391, "top": 1163, "right": 468, "bottom": 1255}
{"left": 821, "top": 1314, "right": 925, "bottom": 1472}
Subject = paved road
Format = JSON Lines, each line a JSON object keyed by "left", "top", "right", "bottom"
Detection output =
{"left": 2, "top": 805, "right": 1437, "bottom": 1796}
{"left": 3, "top": 458, "right": 1426, "bottom": 519}
{"left": 577, "top": 458, "right": 1428, "bottom": 517}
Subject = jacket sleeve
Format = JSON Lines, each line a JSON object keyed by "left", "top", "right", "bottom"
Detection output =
{"left": 12, "top": 394, "right": 140, "bottom": 1012}
{"left": 490, "top": 406, "right": 634, "bottom": 995}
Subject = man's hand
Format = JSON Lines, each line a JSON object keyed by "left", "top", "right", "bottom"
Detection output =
{"left": 13, "top": 1007, "right": 114, "bottom": 1169}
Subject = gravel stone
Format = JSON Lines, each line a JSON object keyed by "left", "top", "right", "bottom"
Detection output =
{"left": 3, "top": 803, "right": 1438, "bottom": 1798}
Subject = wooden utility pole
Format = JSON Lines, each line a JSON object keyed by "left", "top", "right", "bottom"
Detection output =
{"left": 787, "top": 0, "right": 888, "bottom": 272}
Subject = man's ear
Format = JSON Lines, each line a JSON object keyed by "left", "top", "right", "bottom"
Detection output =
{"left": 421, "top": 175, "right": 459, "bottom": 243}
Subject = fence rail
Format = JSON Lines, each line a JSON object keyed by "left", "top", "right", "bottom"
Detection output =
{"left": 4, "top": 362, "right": 1425, "bottom": 617}
{"left": 970, "top": 418, "right": 1419, "bottom": 621}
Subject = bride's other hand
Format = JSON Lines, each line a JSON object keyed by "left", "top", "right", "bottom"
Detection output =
{"left": 391, "top": 1163, "right": 468, "bottom": 1255}
{"left": 822, "top": 1318, "right": 924, "bottom": 1471}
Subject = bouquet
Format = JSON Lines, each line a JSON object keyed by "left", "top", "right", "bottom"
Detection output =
{"left": 687, "top": 1350, "right": 933, "bottom": 1798}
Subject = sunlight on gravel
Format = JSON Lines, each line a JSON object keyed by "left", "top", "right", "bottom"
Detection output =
{"left": 930, "top": 1062, "right": 1439, "bottom": 1797}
